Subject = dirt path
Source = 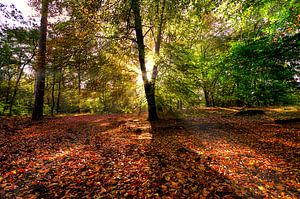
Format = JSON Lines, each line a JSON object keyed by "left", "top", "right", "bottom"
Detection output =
{"left": 0, "top": 114, "right": 299, "bottom": 198}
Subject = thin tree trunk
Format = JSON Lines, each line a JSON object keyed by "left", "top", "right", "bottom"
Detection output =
{"left": 78, "top": 64, "right": 81, "bottom": 113}
{"left": 9, "top": 46, "right": 36, "bottom": 116}
{"left": 103, "top": 83, "right": 107, "bottom": 112}
{"left": 151, "top": 0, "right": 165, "bottom": 82}
{"left": 131, "top": 0, "right": 158, "bottom": 121}
{"left": 3, "top": 75, "right": 12, "bottom": 113}
{"left": 56, "top": 73, "right": 61, "bottom": 114}
{"left": 32, "top": 0, "right": 49, "bottom": 121}
{"left": 9, "top": 65, "right": 26, "bottom": 116}
{"left": 177, "top": 100, "right": 183, "bottom": 110}
{"left": 149, "top": 0, "right": 166, "bottom": 117}
{"left": 51, "top": 73, "right": 55, "bottom": 116}
{"left": 203, "top": 88, "right": 211, "bottom": 107}
{"left": 5, "top": 76, "right": 12, "bottom": 105}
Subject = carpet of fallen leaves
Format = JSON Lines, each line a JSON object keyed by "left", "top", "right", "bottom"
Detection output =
{"left": 0, "top": 111, "right": 299, "bottom": 198}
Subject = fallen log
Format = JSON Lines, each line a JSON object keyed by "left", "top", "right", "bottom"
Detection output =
{"left": 235, "top": 109, "right": 265, "bottom": 116}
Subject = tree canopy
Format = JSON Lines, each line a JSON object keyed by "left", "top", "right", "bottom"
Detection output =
{"left": 0, "top": 0, "right": 299, "bottom": 118}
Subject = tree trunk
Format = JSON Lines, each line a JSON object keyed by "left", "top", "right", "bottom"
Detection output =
{"left": 211, "top": 93, "right": 215, "bottom": 107}
{"left": 203, "top": 88, "right": 211, "bottom": 107}
{"left": 144, "top": 83, "right": 158, "bottom": 120}
{"left": 151, "top": 0, "right": 165, "bottom": 82}
{"left": 32, "top": 0, "right": 49, "bottom": 121}
{"left": 9, "top": 45, "right": 36, "bottom": 116}
{"left": 3, "top": 75, "right": 12, "bottom": 113}
{"left": 77, "top": 64, "right": 81, "bottom": 113}
{"left": 9, "top": 64, "right": 26, "bottom": 116}
{"left": 131, "top": 0, "right": 158, "bottom": 121}
{"left": 51, "top": 73, "right": 55, "bottom": 116}
{"left": 56, "top": 74, "right": 61, "bottom": 114}
{"left": 177, "top": 100, "right": 183, "bottom": 110}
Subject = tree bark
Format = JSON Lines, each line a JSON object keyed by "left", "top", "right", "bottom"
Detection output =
{"left": 131, "top": 0, "right": 158, "bottom": 121}
{"left": 56, "top": 71, "right": 61, "bottom": 114}
{"left": 32, "top": 0, "right": 49, "bottom": 121}
{"left": 151, "top": 0, "right": 165, "bottom": 82}
{"left": 203, "top": 88, "right": 211, "bottom": 107}
{"left": 9, "top": 64, "right": 26, "bottom": 116}
{"left": 77, "top": 64, "right": 81, "bottom": 113}
{"left": 3, "top": 75, "right": 12, "bottom": 113}
{"left": 51, "top": 73, "right": 55, "bottom": 116}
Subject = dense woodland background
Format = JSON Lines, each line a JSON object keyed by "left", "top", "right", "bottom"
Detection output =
{"left": 0, "top": 0, "right": 299, "bottom": 118}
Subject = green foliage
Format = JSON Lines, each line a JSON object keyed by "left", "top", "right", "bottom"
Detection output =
{"left": 226, "top": 34, "right": 299, "bottom": 106}
{"left": 0, "top": 27, "right": 37, "bottom": 115}
{"left": 1, "top": 0, "right": 299, "bottom": 116}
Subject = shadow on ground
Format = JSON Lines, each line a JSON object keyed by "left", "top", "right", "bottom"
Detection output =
{"left": 0, "top": 114, "right": 299, "bottom": 198}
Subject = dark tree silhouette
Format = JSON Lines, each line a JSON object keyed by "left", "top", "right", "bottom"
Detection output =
{"left": 32, "top": 0, "right": 49, "bottom": 121}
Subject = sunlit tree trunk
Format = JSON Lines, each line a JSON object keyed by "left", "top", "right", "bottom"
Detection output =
{"left": 132, "top": 0, "right": 158, "bottom": 121}
{"left": 151, "top": 0, "right": 165, "bottom": 82}
{"left": 32, "top": 0, "right": 49, "bottom": 120}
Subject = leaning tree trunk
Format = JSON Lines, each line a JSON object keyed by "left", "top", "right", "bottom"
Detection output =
{"left": 9, "top": 46, "right": 37, "bottom": 116}
{"left": 131, "top": 0, "right": 158, "bottom": 121}
{"left": 9, "top": 64, "right": 26, "bottom": 116}
{"left": 32, "top": 0, "right": 49, "bottom": 121}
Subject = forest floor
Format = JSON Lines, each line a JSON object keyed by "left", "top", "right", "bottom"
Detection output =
{"left": 0, "top": 107, "right": 299, "bottom": 198}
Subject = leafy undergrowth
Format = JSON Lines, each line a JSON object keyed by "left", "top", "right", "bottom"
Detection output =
{"left": 0, "top": 112, "right": 299, "bottom": 198}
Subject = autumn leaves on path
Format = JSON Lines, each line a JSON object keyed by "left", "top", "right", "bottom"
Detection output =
{"left": 0, "top": 114, "right": 299, "bottom": 198}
